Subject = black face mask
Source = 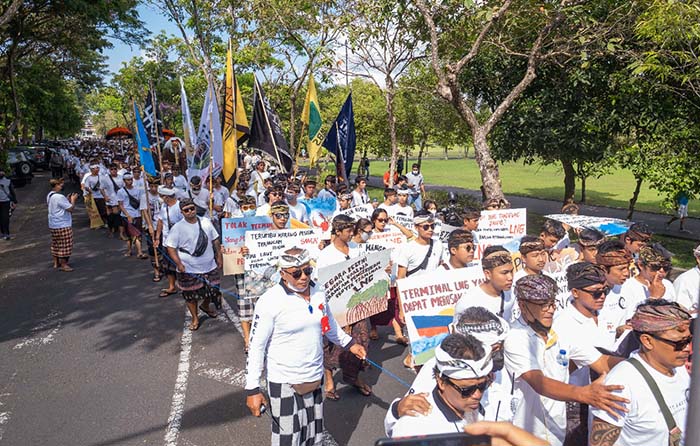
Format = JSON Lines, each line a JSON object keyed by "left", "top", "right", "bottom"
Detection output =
{"left": 491, "top": 350, "right": 505, "bottom": 372}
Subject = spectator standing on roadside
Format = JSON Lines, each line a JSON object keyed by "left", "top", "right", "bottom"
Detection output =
{"left": 666, "top": 191, "right": 690, "bottom": 233}
{"left": 47, "top": 178, "right": 78, "bottom": 271}
{"left": 0, "top": 169, "right": 17, "bottom": 240}
{"left": 405, "top": 163, "right": 426, "bottom": 211}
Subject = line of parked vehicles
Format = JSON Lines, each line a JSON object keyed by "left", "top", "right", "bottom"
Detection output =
{"left": 7, "top": 142, "right": 66, "bottom": 187}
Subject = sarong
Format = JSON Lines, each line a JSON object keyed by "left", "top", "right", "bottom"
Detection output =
{"left": 50, "top": 227, "right": 73, "bottom": 258}
{"left": 176, "top": 269, "right": 221, "bottom": 302}
{"left": 268, "top": 381, "right": 323, "bottom": 446}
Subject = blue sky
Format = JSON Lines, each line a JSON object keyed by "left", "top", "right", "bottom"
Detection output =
{"left": 103, "top": 3, "right": 179, "bottom": 77}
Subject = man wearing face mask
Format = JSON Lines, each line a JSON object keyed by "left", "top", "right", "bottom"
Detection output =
{"left": 384, "top": 307, "right": 513, "bottom": 435}
{"left": 405, "top": 163, "right": 425, "bottom": 211}
{"left": 505, "top": 275, "right": 628, "bottom": 446}
{"left": 0, "top": 169, "right": 18, "bottom": 240}
{"left": 285, "top": 183, "right": 309, "bottom": 224}
{"left": 245, "top": 247, "right": 366, "bottom": 446}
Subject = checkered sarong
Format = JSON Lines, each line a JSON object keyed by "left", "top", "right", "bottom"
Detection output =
{"left": 234, "top": 273, "right": 259, "bottom": 321}
{"left": 50, "top": 227, "right": 73, "bottom": 258}
{"left": 268, "top": 381, "right": 323, "bottom": 446}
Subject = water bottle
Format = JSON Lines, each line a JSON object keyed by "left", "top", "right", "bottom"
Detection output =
{"left": 556, "top": 349, "right": 568, "bottom": 367}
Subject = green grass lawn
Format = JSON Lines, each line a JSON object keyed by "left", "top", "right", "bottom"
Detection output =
{"left": 362, "top": 157, "right": 698, "bottom": 218}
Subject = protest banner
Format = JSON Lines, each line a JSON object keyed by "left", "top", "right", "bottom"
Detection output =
{"left": 338, "top": 203, "right": 374, "bottom": 220}
{"left": 300, "top": 196, "right": 337, "bottom": 232}
{"left": 436, "top": 223, "right": 459, "bottom": 242}
{"left": 392, "top": 213, "right": 415, "bottom": 231}
{"left": 220, "top": 216, "right": 272, "bottom": 275}
{"left": 360, "top": 226, "right": 407, "bottom": 254}
{"left": 398, "top": 266, "right": 486, "bottom": 365}
{"left": 474, "top": 208, "right": 527, "bottom": 262}
{"left": 244, "top": 228, "right": 322, "bottom": 295}
{"left": 542, "top": 247, "right": 579, "bottom": 311}
{"left": 544, "top": 213, "right": 631, "bottom": 236}
{"left": 318, "top": 250, "right": 392, "bottom": 327}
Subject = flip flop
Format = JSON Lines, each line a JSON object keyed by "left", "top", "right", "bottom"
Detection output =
{"left": 324, "top": 390, "right": 340, "bottom": 401}
{"left": 159, "top": 289, "right": 177, "bottom": 298}
{"left": 59, "top": 266, "right": 74, "bottom": 272}
{"left": 152, "top": 275, "right": 162, "bottom": 282}
{"left": 123, "top": 252, "right": 132, "bottom": 257}
{"left": 199, "top": 305, "right": 218, "bottom": 318}
{"left": 188, "top": 321, "right": 199, "bottom": 331}
{"left": 137, "top": 254, "right": 148, "bottom": 259}
{"left": 396, "top": 336, "right": 409, "bottom": 346}
{"left": 353, "top": 384, "right": 372, "bottom": 396}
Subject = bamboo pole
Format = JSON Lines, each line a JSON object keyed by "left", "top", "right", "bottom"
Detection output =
{"left": 149, "top": 81, "right": 164, "bottom": 174}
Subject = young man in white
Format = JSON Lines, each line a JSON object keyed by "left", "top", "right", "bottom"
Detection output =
{"left": 590, "top": 300, "right": 691, "bottom": 446}
{"left": 441, "top": 229, "right": 475, "bottom": 270}
{"left": 80, "top": 163, "right": 109, "bottom": 228}
{"left": 505, "top": 274, "right": 628, "bottom": 446}
{"left": 351, "top": 176, "right": 370, "bottom": 207}
{"left": 104, "top": 163, "right": 125, "bottom": 239}
{"left": 246, "top": 159, "right": 269, "bottom": 197}
{"left": 404, "top": 163, "right": 425, "bottom": 211}
{"left": 512, "top": 236, "right": 547, "bottom": 287}
{"left": 154, "top": 186, "right": 183, "bottom": 297}
{"left": 595, "top": 240, "right": 633, "bottom": 345}
{"left": 572, "top": 228, "right": 605, "bottom": 263}
{"left": 285, "top": 183, "right": 309, "bottom": 224}
{"left": 316, "top": 175, "right": 337, "bottom": 201}
{"left": 186, "top": 175, "right": 212, "bottom": 218}
{"left": 673, "top": 244, "right": 700, "bottom": 313}
{"left": 378, "top": 188, "right": 398, "bottom": 215}
{"left": 394, "top": 187, "right": 414, "bottom": 218}
{"left": 117, "top": 173, "right": 148, "bottom": 258}
{"left": 620, "top": 243, "right": 677, "bottom": 322}
{"left": 454, "top": 245, "right": 517, "bottom": 323}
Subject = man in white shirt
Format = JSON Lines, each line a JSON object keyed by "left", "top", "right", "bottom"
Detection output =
{"left": 596, "top": 240, "right": 633, "bottom": 345}
{"left": 171, "top": 167, "right": 189, "bottom": 193}
{"left": 351, "top": 176, "right": 370, "bottom": 207}
{"left": 186, "top": 176, "right": 212, "bottom": 218}
{"left": 245, "top": 247, "right": 366, "bottom": 446}
{"left": 117, "top": 173, "right": 148, "bottom": 258}
{"left": 441, "top": 229, "right": 475, "bottom": 270}
{"left": 539, "top": 219, "right": 566, "bottom": 251}
{"left": 378, "top": 188, "right": 398, "bottom": 215}
{"left": 80, "top": 163, "right": 109, "bottom": 228}
{"left": 165, "top": 198, "right": 222, "bottom": 331}
{"left": 302, "top": 179, "right": 317, "bottom": 200}
{"left": 673, "top": 244, "right": 700, "bottom": 313}
{"left": 621, "top": 222, "right": 653, "bottom": 265}
{"left": 390, "top": 333, "right": 493, "bottom": 437}
{"left": 154, "top": 186, "right": 182, "bottom": 297}
{"left": 285, "top": 183, "right": 309, "bottom": 224}
{"left": 505, "top": 274, "right": 628, "bottom": 446}
{"left": 572, "top": 228, "right": 605, "bottom": 263}
{"left": 131, "top": 166, "right": 145, "bottom": 192}
{"left": 454, "top": 245, "right": 517, "bottom": 323}
{"left": 404, "top": 163, "right": 425, "bottom": 211}
{"left": 590, "top": 300, "right": 692, "bottom": 446}
{"left": 513, "top": 236, "right": 547, "bottom": 287}
{"left": 47, "top": 178, "right": 78, "bottom": 272}
{"left": 247, "top": 159, "right": 270, "bottom": 197}
{"left": 395, "top": 187, "right": 414, "bottom": 218}
{"left": 316, "top": 175, "right": 337, "bottom": 201}
{"left": 104, "top": 163, "right": 125, "bottom": 239}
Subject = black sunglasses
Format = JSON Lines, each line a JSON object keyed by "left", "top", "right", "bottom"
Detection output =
{"left": 445, "top": 377, "right": 491, "bottom": 398}
{"left": 461, "top": 244, "right": 474, "bottom": 252}
{"left": 375, "top": 218, "right": 388, "bottom": 223}
{"left": 580, "top": 286, "right": 610, "bottom": 299}
{"left": 419, "top": 223, "right": 436, "bottom": 230}
{"left": 285, "top": 266, "right": 313, "bottom": 279}
{"left": 273, "top": 212, "right": 289, "bottom": 219}
{"left": 647, "top": 333, "right": 692, "bottom": 351}
{"left": 649, "top": 262, "right": 672, "bottom": 272}
{"left": 181, "top": 207, "right": 196, "bottom": 213}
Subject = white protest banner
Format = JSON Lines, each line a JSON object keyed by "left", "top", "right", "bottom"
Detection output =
{"left": 474, "top": 208, "right": 527, "bottom": 262}
{"left": 221, "top": 216, "right": 273, "bottom": 275}
{"left": 544, "top": 214, "right": 631, "bottom": 236}
{"left": 300, "top": 196, "right": 337, "bottom": 232}
{"left": 392, "top": 213, "right": 415, "bottom": 231}
{"left": 360, "top": 227, "right": 407, "bottom": 254}
{"left": 338, "top": 203, "right": 375, "bottom": 221}
{"left": 436, "top": 223, "right": 459, "bottom": 242}
{"left": 318, "top": 250, "right": 392, "bottom": 327}
{"left": 244, "top": 228, "right": 322, "bottom": 295}
{"left": 542, "top": 247, "right": 579, "bottom": 311}
{"left": 398, "top": 266, "right": 486, "bottom": 365}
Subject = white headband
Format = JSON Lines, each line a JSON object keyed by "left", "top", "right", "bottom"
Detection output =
{"left": 122, "top": 173, "right": 133, "bottom": 180}
{"left": 449, "top": 315, "right": 510, "bottom": 347}
{"left": 414, "top": 214, "right": 434, "bottom": 225}
{"left": 90, "top": 164, "right": 99, "bottom": 169}
{"left": 434, "top": 343, "right": 493, "bottom": 380}
{"left": 278, "top": 248, "right": 311, "bottom": 269}
{"left": 157, "top": 186, "right": 175, "bottom": 196}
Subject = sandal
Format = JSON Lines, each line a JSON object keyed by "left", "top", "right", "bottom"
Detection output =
{"left": 188, "top": 321, "right": 199, "bottom": 331}
{"left": 324, "top": 389, "right": 340, "bottom": 401}
{"left": 137, "top": 254, "right": 148, "bottom": 259}
{"left": 159, "top": 289, "right": 177, "bottom": 298}
{"left": 199, "top": 305, "right": 218, "bottom": 318}
{"left": 152, "top": 274, "right": 162, "bottom": 282}
{"left": 123, "top": 252, "right": 132, "bottom": 257}
{"left": 403, "top": 354, "right": 413, "bottom": 369}
{"left": 395, "top": 336, "right": 409, "bottom": 346}
{"left": 353, "top": 383, "right": 372, "bottom": 396}
{"left": 59, "top": 266, "right": 74, "bottom": 272}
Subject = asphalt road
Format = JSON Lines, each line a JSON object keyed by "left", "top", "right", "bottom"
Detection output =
{"left": 0, "top": 172, "right": 415, "bottom": 446}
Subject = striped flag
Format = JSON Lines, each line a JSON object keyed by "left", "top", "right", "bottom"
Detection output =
{"left": 301, "top": 74, "right": 325, "bottom": 167}
{"left": 222, "top": 40, "right": 249, "bottom": 191}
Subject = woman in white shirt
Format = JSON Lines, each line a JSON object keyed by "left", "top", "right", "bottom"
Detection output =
{"left": 47, "top": 178, "right": 78, "bottom": 272}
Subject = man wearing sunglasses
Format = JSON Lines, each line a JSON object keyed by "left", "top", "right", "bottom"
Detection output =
{"left": 389, "top": 333, "right": 495, "bottom": 437}
{"left": 505, "top": 275, "right": 628, "bottom": 446}
{"left": 590, "top": 300, "right": 691, "bottom": 446}
{"left": 441, "top": 229, "right": 475, "bottom": 270}
{"left": 620, "top": 244, "right": 677, "bottom": 324}
{"left": 245, "top": 247, "right": 366, "bottom": 446}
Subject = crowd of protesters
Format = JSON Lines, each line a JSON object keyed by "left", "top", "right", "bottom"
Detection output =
{"left": 27, "top": 138, "right": 700, "bottom": 446}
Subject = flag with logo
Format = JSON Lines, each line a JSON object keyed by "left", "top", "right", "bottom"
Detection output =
{"left": 322, "top": 93, "right": 356, "bottom": 181}
{"left": 133, "top": 103, "right": 158, "bottom": 176}
{"left": 222, "top": 41, "right": 250, "bottom": 191}
{"left": 248, "top": 76, "right": 293, "bottom": 173}
{"left": 187, "top": 83, "right": 224, "bottom": 181}
{"left": 301, "top": 74, "right": 324, "bottom": 167}
{"left": 180, "top": 77, "right": 197, "bottom": 166}
{"left": 143, "top": 87, "right": 164, "bottom": 147}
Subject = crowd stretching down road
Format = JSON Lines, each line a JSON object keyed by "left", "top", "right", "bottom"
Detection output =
{"left": 3, "top": 138, "right": 699, "bottom": 446}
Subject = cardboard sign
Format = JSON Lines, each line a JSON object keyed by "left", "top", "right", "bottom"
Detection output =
{"left": 220, "top": 216, "right": 272, "bottom": 275}
{"left": 545, "top": 214, "right": 631, "bottom": 236}
{"left": 398, "top": 266, "right": 486, "bottom": 365}
{"left": 318, "top": 251, "right": 392, "bottom": 327}
{"left": 474, "top": 208, "right": 527, "bottom": 262}
{"left": 543, "top": 247, "right": 579, "bottom": 311}
{"left": 338, "top": 203, "right": 375, "bottom": 220}
{"left": 300, "top": 196, "right": 337, "bottom": 232}
{"left": 243, "top": 228, "right": 322, "bottom": 296}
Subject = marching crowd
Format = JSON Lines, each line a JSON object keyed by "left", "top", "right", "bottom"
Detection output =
{"left": 32, "top": 139, "right": 700, "bottom": 445}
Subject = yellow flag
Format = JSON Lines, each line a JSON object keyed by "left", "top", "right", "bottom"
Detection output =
{"left": 223, "top": 40, "right": 250, "bottom": 191}
{"left": 301, "top": 74, "right": 324, "bottom": 167}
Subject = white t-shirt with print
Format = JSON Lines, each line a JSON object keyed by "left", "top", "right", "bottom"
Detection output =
{"left": 158, "top": 202, "right": 183, "bottom": 241}
{"left": 673, "top": 266, "right": 699, "bottom": 313}
{"left": 454, "top": 286, "right": 519, "bottom": 325}
{"left": 591, "top": 352, "right": 690, "bottom": 446}
{"left": 165, "top": 216, "right": 219, "bottom": 273}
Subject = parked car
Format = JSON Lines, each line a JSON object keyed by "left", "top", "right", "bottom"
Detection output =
{"left": 15, "top": 145, "right": 50, "bottom": 170}
{"left": 7, "top": 149, "right": 33, "bottom": 187}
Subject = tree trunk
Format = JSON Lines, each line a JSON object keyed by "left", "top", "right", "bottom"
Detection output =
{"left": 6, "top": 40, "right": 20, "bottom": 142}
{"left": 561, "top": 158, "right": 576, "bottom": 204}
{"left": 472, "top": 128, "right": 506, "bottom": 204}
{"left": 417, "top": 136, "right": 427, "bottom": 168}
{"left": 385, "top": 77, "right": 398, "bottom": 187}
{"left": 580, "top": 175, "right": 587, "bottom": 204}
{"left": 627, "top": 176, "right": 643, "bottom": 220}
{"left": 443, "top": 144, "right": 448, "bottom": 160}
{"left": 288, "top": 93, "right": 298, "bottom": 160}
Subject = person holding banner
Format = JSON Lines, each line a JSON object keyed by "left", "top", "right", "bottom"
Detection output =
{"left": 154, "top": 186, "right": 183, "bottom": 297}
{"left": 81, "top": 164, "right": 109, "bottom": 230}
{"left": 572, "top": 228, "right": 606, "bottom": 264}
{"left": 512, "top": 236, "right": 547, "bottom": 286}
{"left": 245, "top": 247, "right": 366, "bottom": 446}
{"left": 454, "top": 245, "right": 517, "bottom": 324}
{"left": 505, "top": 275, "right": 628, "bottom": 446}
{"left": 116, "top": 173, "right": 148, "bottom": 259}
{"left": 441, "top": 229, "right": 475, "bottom": 270}
{"left": 164, "top": 198, "right": 222, "bottom": 331}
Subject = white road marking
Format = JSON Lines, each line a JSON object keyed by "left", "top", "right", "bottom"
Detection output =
{"left": 192, "top": 362, "right": 246, "bottom": 387}
{"left": 163, "top": 311, "right": 193, "bottom": 446}
{"left": 321, "top": 430, "right": 340, "bottom": 446}
{"left": 13, "top": 311, "right": 62, "bottom": 350}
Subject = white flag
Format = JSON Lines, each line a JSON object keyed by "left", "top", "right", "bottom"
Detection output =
{"left": 180, "top": 77, "right": 197, "bottom": 168}
{"left": 187, "top": 83, "right": 224, "bottom": 181}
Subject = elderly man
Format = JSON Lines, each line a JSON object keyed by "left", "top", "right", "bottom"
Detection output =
{"left": 245, "top": 247, "right": 366, "bottom": 446}
{"left": 165, "top": 198, "right": 222, "bottom": 331}
{"left": 505, "top": 275, "right": 628, "bottom": 446}
{"left": 590, "top": 300, "right": 691, "bottom": 446}
{"left": 674, "top": 244, "right": 700, "bottom": 313}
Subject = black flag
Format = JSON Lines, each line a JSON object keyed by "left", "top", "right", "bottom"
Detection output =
{"left": 248, "top": 76, "right": 293, "bottom": 173}
{"left": 143, "top": 87, "right": 164, "bottom": 147}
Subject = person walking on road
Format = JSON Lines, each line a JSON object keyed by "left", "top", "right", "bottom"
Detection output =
{"left": 666, "top": 191, "right": 690, "bottom": 233}
{"left": 0, "top": 168, "right": 17, "bottom": 240}
{"left": 165, "top": 198, "right": 222, "bottom": 331}
{"left": 47, "top": 178, "right": 78, "bottom": 271}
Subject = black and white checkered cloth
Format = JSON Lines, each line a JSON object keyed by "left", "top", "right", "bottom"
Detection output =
{"left": 268, "top": 381, "right": 323, "bottom": 446}
{"left": 235, "top": 273, "right": 259, "bottom": 321}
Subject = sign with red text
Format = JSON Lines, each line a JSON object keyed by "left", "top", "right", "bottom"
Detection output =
{"left": 397, "top": 266, "right": 486, "bottom": 365}
{"left": 474, "top": 208, "right": 527, "bottom": 263}
{"left": 244, "top": 228, "right": 322, "bottom": 295}
{"left": 220, "top": 216, "right": 273, "bottom": 275}
{"left": 318, "top": 250, "right": 391, "bottom": 327}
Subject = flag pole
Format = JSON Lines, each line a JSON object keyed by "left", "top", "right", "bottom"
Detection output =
{"left": 254, "top": 76, "right": 284, "bottom": 172}
{"left": 294, "top": 122, "right": 306, "bottom": 177}
{"left": 230, "top": 40, "right": 239, "bottom": 191}
{"left": 149, "top": 81, "right": 164, "bottom": 174}
{"left": 208, "top": 87, "right": 215, "bottom": 220}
